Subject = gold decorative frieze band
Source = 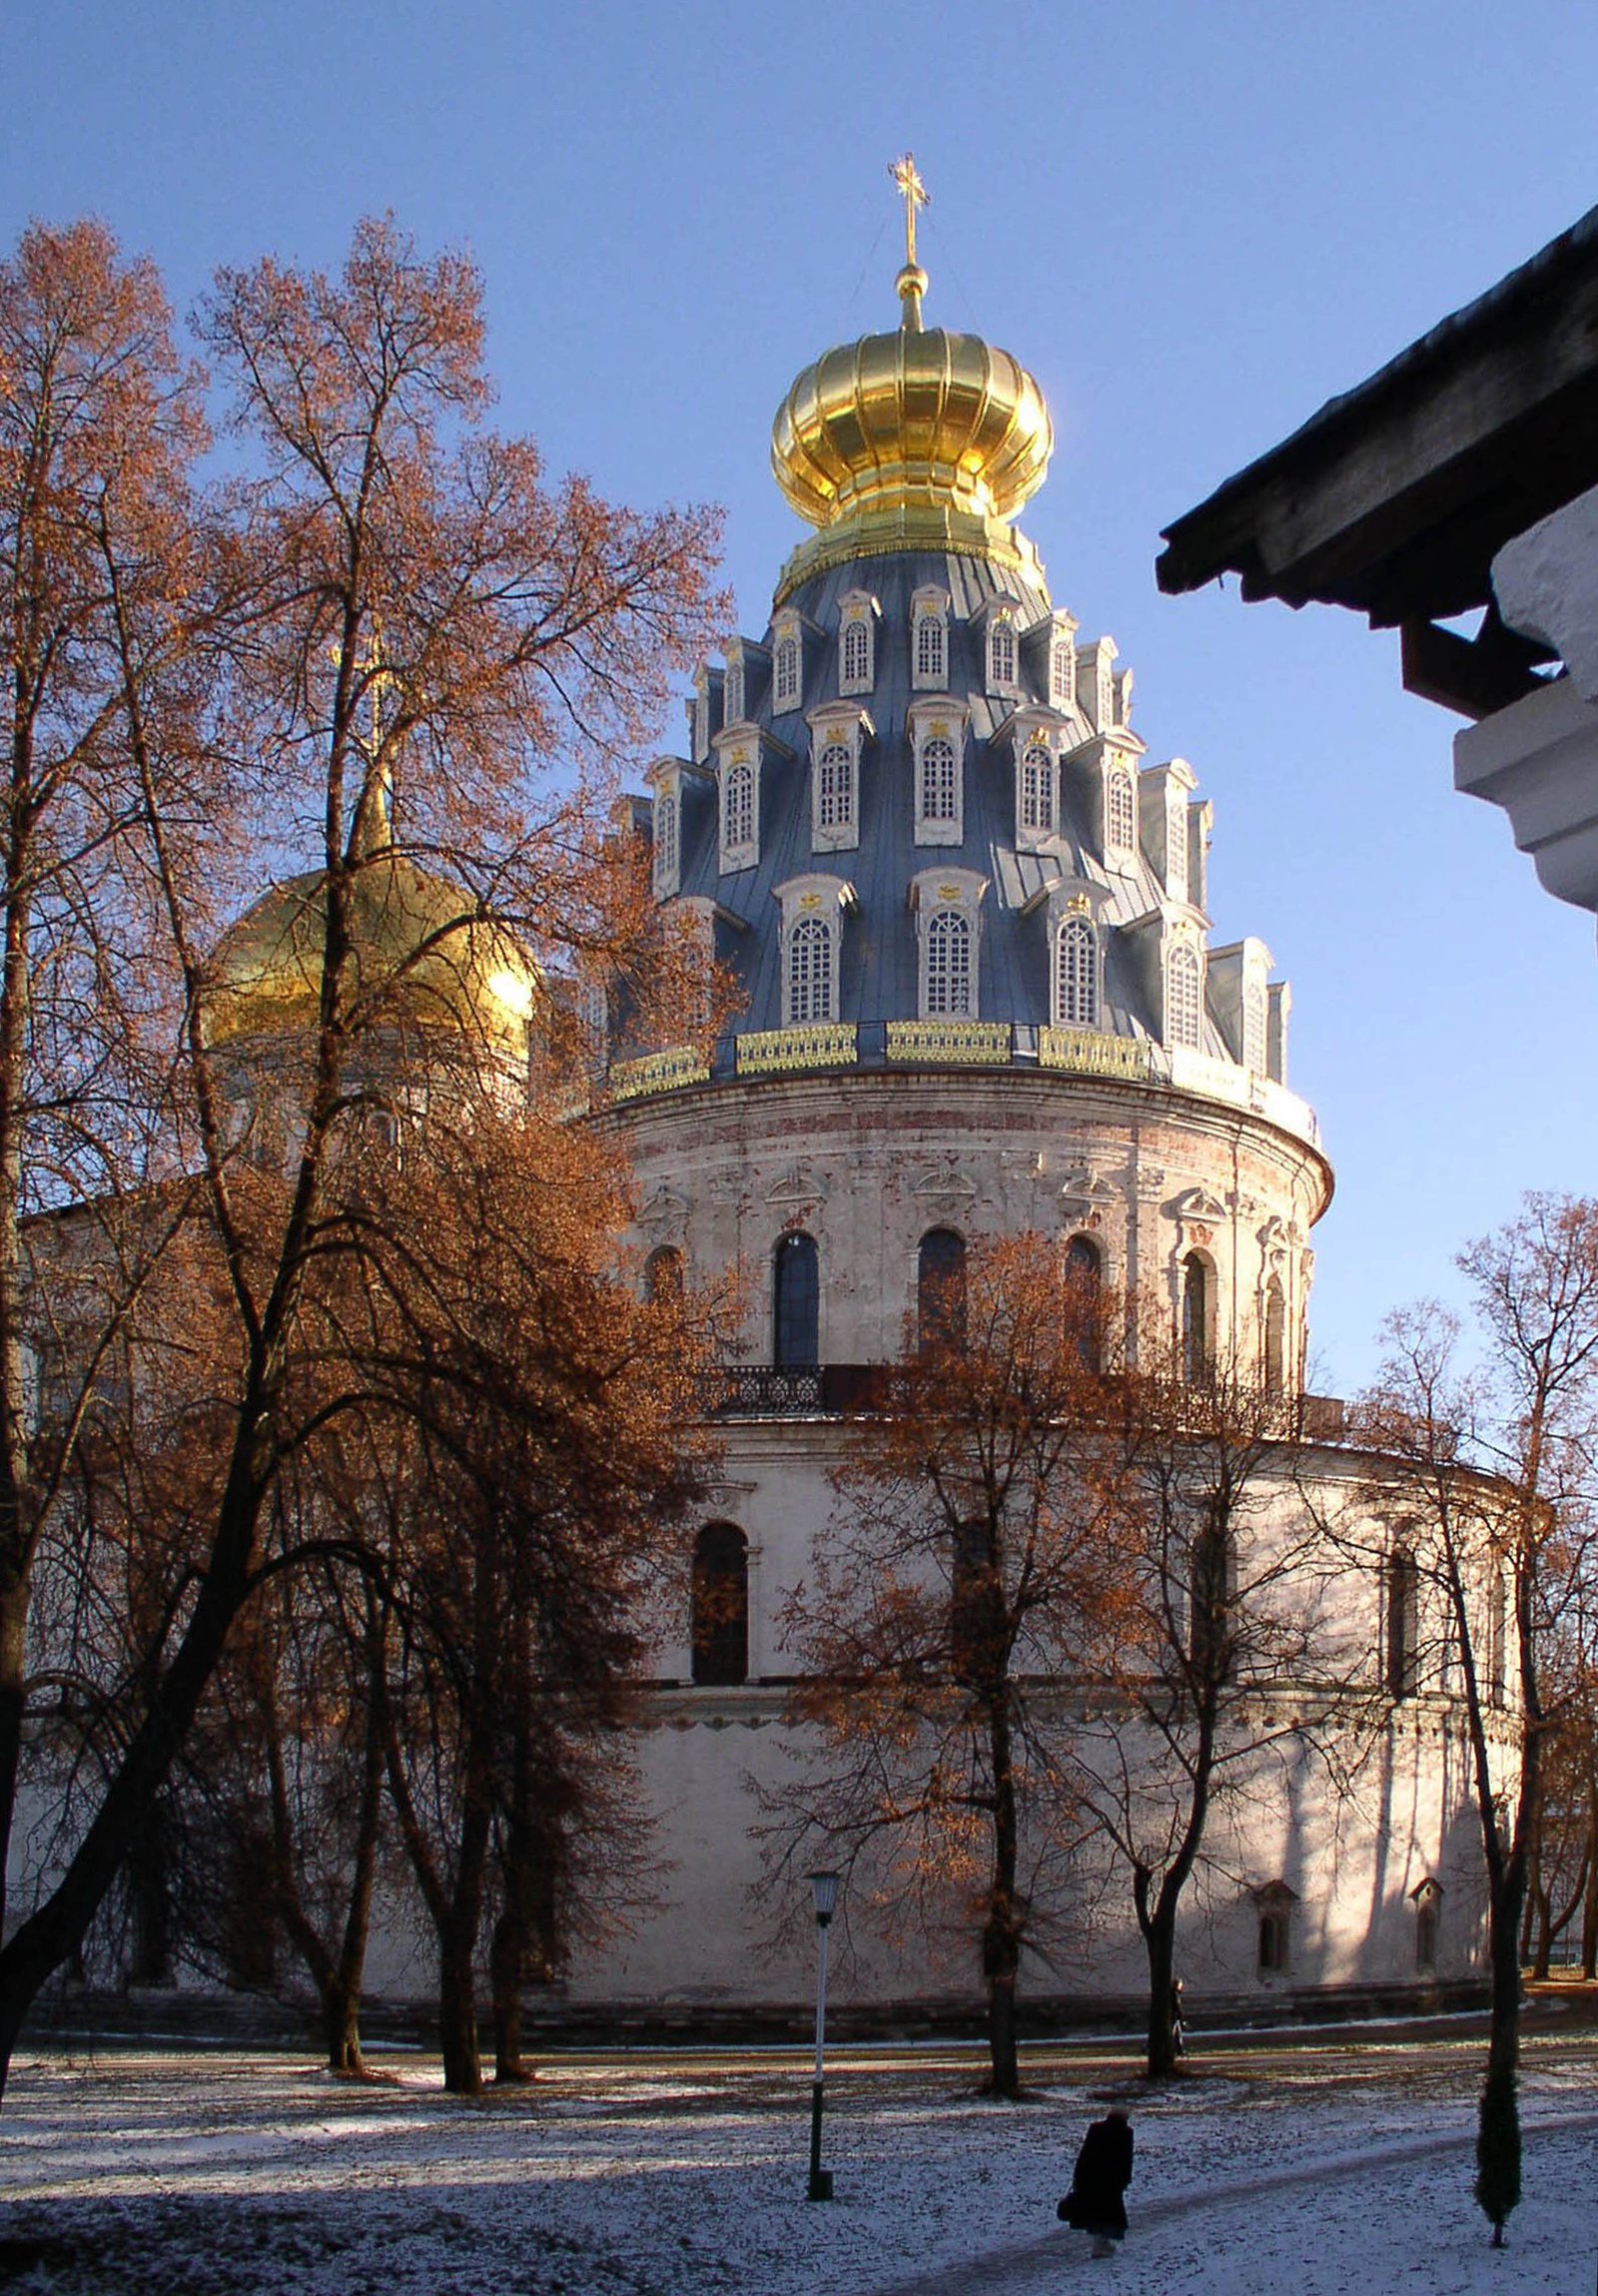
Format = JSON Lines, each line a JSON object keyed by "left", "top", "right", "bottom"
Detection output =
{"left": 609, "top": 1045, "right": 712, "bottom": 1102}
{"left": 886, "top": 1020, "right": 1012, "bottom": 1066}
{"left": 736, "top": 1023, "right": 859, "bottom": 1076}
{"left": 1039, "top": 1027, "right": 1154, "bottom": 1081}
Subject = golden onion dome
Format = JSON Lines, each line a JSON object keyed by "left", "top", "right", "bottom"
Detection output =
{"left": 770, "top": 160, "right": 1054, "bottom": 598}
{"left": 200, "top": 850, "right": 538, "bottom": 1060}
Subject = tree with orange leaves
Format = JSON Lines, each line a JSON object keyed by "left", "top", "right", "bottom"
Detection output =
{"left": 770, "top": 1231, "right": 1128, "bottom": 2099}
{"left": 0, "top": 214, "right": 726, "bottom": 2095}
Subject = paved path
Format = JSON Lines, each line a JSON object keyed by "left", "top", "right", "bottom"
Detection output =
{"left": 866, "top": 2107, "right": 1598, "bottom": 2295}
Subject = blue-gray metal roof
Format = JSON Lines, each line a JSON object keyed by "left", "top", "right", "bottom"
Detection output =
{"left": 672, "top": 542, "right": 1227, "bottom": 1054}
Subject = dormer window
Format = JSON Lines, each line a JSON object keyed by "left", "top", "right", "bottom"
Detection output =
{"left": 653, "top": 785, "right": 679, "bottom": 898}
{"left": 910, "top": 698, "right": 969, "bottom": 847}
{"left": 775, "top": 875, "right": 853, "bottom": 1026}
{"left": 1167, "top": 937, "right": 1202, "bottom": 1051}
{"left": 1168, "top": 797, "right": 1189, "bottom": 897}
{"left": 1057, "top": 913, "right": 1098, "bottom": 1027}
{"left": 838, "top": 591, "right": 878, "bottom": 697}
{"left": 723, "top": 654, "right": 745, "bottom": 727}
{"left": 773, "top": 629, "right": 801, "bottom": 710}
{"left": 1049, "top": 628, "right": 1075, "bottom": 709}
{"left": 1106, "top": 756, "right": 1137, "bottom": 860}
{"left": 716, "top": 733, "right": 760, "bottom": 874}
{"left": 988, "top": 613, "right": 1017, "bottom": 691}
{"left": 1243, "top": 981, "right": 1266, "bottom": 1075}
{"left": 807, "top": 704, "right": 869, "bottom": 856}
{"left": 1019, "top": 739, "right": 1057, "bottom": 842}
{"left": 911, "top": 868, "right": 985, "bottom": 1021}
{"left": 911, "top": 585, "right": 950, "bottom": 690}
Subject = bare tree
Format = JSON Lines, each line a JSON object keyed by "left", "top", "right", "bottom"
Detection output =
{"left": 1349, "top": 1192, "right": 1598, "bottom": 2244}
{"left": 1070, "top": 1333, "right": 1350, "bottom": 2078}
{"left": 0, "top": 214, "right": 726, "bottom": 2095}
{"left": 770, "top": 1233, "right": 1127, "bottom": 2099}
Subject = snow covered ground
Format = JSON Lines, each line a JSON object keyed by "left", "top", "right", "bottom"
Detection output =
{"left": 0, "top": 2030, "right": 1592, "bottom": 2295}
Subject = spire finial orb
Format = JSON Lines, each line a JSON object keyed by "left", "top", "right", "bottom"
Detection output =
{"left": 889, "top": 153, "right": 930, "bottom": 332}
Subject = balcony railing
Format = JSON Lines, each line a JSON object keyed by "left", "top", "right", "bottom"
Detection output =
{"left": 603, "top": 1021, "right": 1322, "bottom": 1152}
{"left": 696, "top": 1363, "right": 1346, "bottom": 1437}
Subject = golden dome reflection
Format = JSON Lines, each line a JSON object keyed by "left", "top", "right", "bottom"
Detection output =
{"left": 200, "top": 854, "right": 539, "bottom": 1059}
{"left": 770, "top": 158, "right": 1054, "bottom": 598}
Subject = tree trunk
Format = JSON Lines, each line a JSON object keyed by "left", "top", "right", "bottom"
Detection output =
{"left": 438, "top": 1923, "right": 481, "bottom": 2097}
{"left": 322, "top": 1974, "right": 365, "bottom": 2075}
{"left": 981, "top": 1685, "right": 1024, "bottom": 2099}
{"left": 1142, "top": 1893, "right": 1180, "bottom": 2080}
{"left": 490, "top": 1909, "right": 531, "bottom": 2083}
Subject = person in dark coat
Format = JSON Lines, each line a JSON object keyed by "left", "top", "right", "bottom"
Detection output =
{"left": 1060, "top": 2108, "right": 1135, "bottom": 2259}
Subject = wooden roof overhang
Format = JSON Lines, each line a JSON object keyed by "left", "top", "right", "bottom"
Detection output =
{"left": 1155, "top": 206, "right": 1598, "bottom": 718}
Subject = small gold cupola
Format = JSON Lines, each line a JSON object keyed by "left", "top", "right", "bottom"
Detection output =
{"left": 770, "top": 155, "right": 1055, "bottom": 600}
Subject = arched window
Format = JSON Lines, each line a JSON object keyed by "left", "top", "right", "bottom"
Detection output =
{"left": 1168, "top": 941, "right": 1201, "bottom": 1051}
{"left": 787, "top": 914, "right": 834, "bottom": 1024}
{"left": 1385, "top": 1546, "right": 1419, "bottom": 1698}
{"left": 1065, "top": 1233, "right": 1103, "bottom": 1370}
{"left": 773, "top": 1231, "right": 819, "bottom": 1366}
{"left": 924, "top": 907, "right": 973, "bottom": 1017}
{"left": 723, "top": 761, "right": 754, "bottom": 853}
{"left": 817, "top": 739, "right": 853, "bottom": 833}
{"left": 653, "top": 791, "right": 678, "bottom": 890}
{"left": 1050, "top": 634, "right": 1074, "bottom": 707}
{"left": 1020, "top": 742, "right": 1055, "bottom": 834}
{"left": 919, "top": 735, "right": 958, "bottom": 824}
{"left": 950, "top": 1517, "right": 1000, "bottom": 1686}
{"left": 723, "top": 660, "right": 745, "bottom": 726}
{"left": 644, "top": 1244, "right": 684, "bottom": 1302}
{"left": 1263, "top": 1277, "right": 1286, "bottom": 1395}
{"left": 1243, "top": 982, "right": 1267, "bottom": 1076}
{"left": 989, "top": 617, "right": 1016, "bottom": 687}
{"left": 691, "top": 1522, "right": 748, "bottom": 1687}
{"left": 1255, "top": 1887, "right": 1292, "bottom": 1975}
{"left": 1107, "top": 764, "right": 1136, "bottom": 855}
{"left": 1190, "top": 1509, "right": 1231, "bottom": 1678}
{"left": 915, "top": 610, "right": 946, "bottom": 685}
{"left": 1488, "top": 1568, "right": 1509, "bottom": 1707}
{"left": 773, "top": 632, "right": 801, "bottom": 708}
{"left": 1057, "top": 917, "right": 1098, "bottom": 1028}
{"left": 918, "top": 1228, "right": 967, "bottom": 1353}
{"left": 1168, "top": 801, "right": 1189, "bottom": 896}
{"left": 1182, "top": 1252, "right": 1210, "bottom": 1386}
{"left": 841, "top": 617, "right": 871, "bottom": 689}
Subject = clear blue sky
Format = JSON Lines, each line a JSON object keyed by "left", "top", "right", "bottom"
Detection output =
{"left": 5, "top": 0, "right": 1596, "bottom": 1394}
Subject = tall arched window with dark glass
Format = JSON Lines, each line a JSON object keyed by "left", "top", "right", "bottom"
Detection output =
{"left": 1182, "top": 1252, "right": 1210, "bottom": 1386}
{"left": 773, "top": 1231, "right": 819, "bottom": 1367}
{"left": 917, "top": 1227, "right": 967, "bottom": 1354}
{"left": 1065, "top": 1233, "right": 1102, "bottom": 1369}
{"left": 691, "top": 1522, "right": 749, "bottom": 1686}
{"left": 644, "top": 1244, "right": 684, "bottom": 1302}
{"left": 1262, "top": 1276, "right": 1286, "bottom": 1394}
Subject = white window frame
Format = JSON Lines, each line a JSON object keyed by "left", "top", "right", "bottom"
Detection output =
{"left": 1049, "top": 630, "right": 1075, "bottom": 709}
{"left": 1168, "top": 796, "right": 1189, "bottom": 898}
{"left": 716, "top": 732, "right": 760, "bottom": 874}
{"left": 650, "top": 767, "right": 681, "bottom": 900}
{"left": 1105, "top": 755, "right": 1138, "bottom": 860}
{"left": 838, "top": 590, "right": 878, "bottom": 698}
{"left": 806, "top": 704, "right": 869, "bottom": 855}
{"left": 909, "top": 698, "right": 968, "bottom": 847}
{"left": 911, "top": 867, "right": 986, "bottom": 1021}
{"left": 1056, "top": 912, "right": 1099, "bottom": 1027}
{"left": 987, "top": 611, "right": 1018, "bottom": 692}
{"left": 911, "top": 584, "right": 950, "bottom": 691}
{"left": 1016, "top": 733, "right": 1058, "bottom": 848}
{"left": 723, "top": 650, "right": 746, "bottom": 728}
{"left": 1167, "top": 936, "right": 1203, "bottom": 1051}
{"left": 772, "top": 624, "right": 802, "bottom": 711}
{"left": 774, "top": 874, "right": 852, "bottom": 1027}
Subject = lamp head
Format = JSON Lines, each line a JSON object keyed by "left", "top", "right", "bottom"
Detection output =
{"left": 808, "top": 1871, "right": 841, "bottom": 1925}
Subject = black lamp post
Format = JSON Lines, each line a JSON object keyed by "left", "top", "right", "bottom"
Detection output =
{"left": 805, "top": 1870, "right": 840, "bottom": 2200}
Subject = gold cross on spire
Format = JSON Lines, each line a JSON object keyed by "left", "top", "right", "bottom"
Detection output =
{"left": 890, "top": 153, "right": 929, "bottom": 268}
